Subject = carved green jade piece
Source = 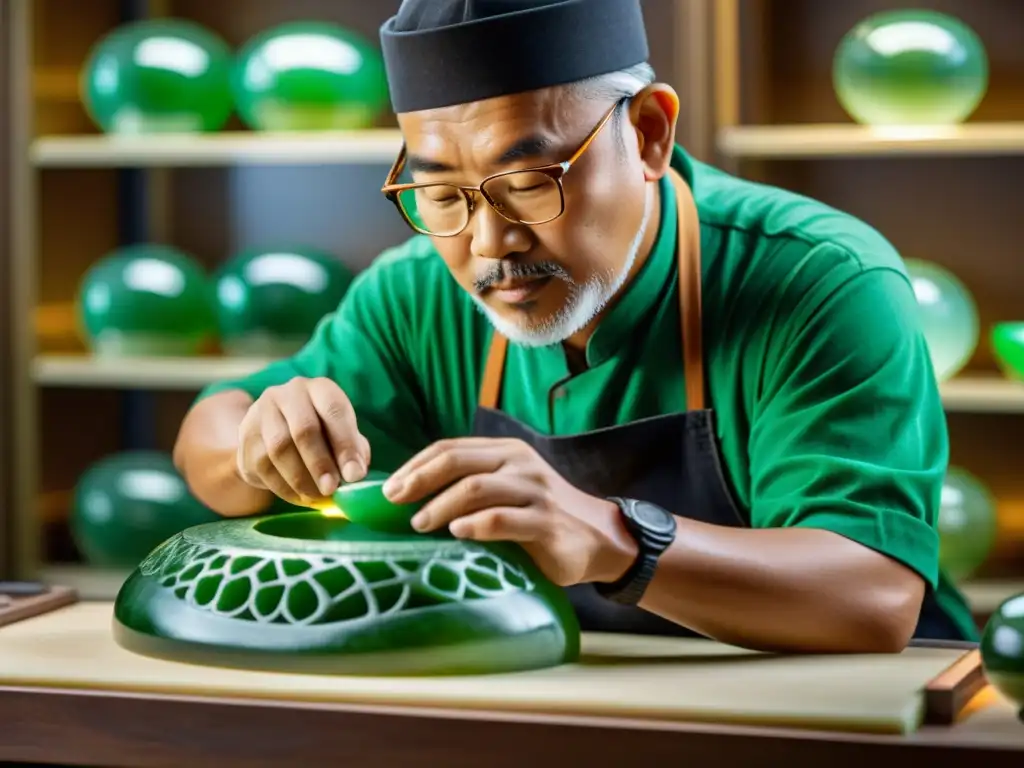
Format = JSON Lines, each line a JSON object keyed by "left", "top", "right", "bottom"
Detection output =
{"left": 113, "top": 512, "right": 580, "bottom": 676}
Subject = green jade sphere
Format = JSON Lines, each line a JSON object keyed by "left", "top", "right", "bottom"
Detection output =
{"left": 81, "top": 19, "right": 234, "bottom": 134}
{"left": 833, "top": 10, "right": 988, "bottom": 126}
{"left": 215, "top": 247, "right": 354, "bottom": 357}
{"left": 232, "top": 21, "right": 390, "bottom": 131}
{"left": 112, "top": 513, "right": 580, "bottom": 676}
{"left": 904, "top": 259, "right": 979, "bottom": 382}
{"left": 78, "top": 244, "right": 218, "bottom": 356}
{"left": 331, "top": 470, "right": 428, "bottom": 535}
{"left": 938, "top": 467, "right": 997, "bottom": 582}
{"left": 992, "top": 323, "right": 1024, "bottom": 381}
{"left": 72, "top": 451, "right": 221, "bottom": 569}
{"left": 980, "top": 593, "right": 1024, "bottom": 721}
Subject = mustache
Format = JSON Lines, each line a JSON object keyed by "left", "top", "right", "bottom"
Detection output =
{"left": 473, "top": 261, "right": 568, "bottom": 292}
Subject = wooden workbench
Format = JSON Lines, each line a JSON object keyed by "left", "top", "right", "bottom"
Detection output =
{"left": 0, "top": 594, "right": 1021, "bottom": 767}
{"left": 0, "top": 681, "right": 1021, "bottom": 767}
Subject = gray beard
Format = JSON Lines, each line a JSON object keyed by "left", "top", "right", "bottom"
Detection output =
{"left": 471, "top": 184, "right": 653, "bottom": 347}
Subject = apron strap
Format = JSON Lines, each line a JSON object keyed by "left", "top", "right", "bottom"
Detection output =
{"left": 666, "top": 169, "right": 705, "bottom": 412}
{"left": 478, "top": 168, "right": 704, "bottom": 412}
{"left": 479, "top": 330, "right": 508, "bottom": 411}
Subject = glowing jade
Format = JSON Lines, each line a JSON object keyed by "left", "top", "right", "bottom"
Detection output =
{"left": 214, "top": 247, "right": 354, "bottom": 357}
{"left": 72, "top": 451, "right": 220, "bottom": 569}
{"left": 77, "top": 244, "right": 218, "bottom": 356}
{"left": 81, "top": 19, "right": 234, "bottom": 134}
{"left": 331, "top": 470, "right": 427, "bottom": 535}
{"left": 113, "top": 514, "right": 580, "bottom": 676}
{"left": 231, "top": 21, "right": 390, "bottom": 131}
{"left": 980, "top": 593, "right": 1024, "bottom": 721}
{"left": 992, "top": 323, "right": 1024, "bottom": 381}
{"left": 904, "top": 258, "right": 979, "bottom": 382}
{"left": 833, "top": 10, "right": 988, "bottom": 126}
{"left": 937, "top": 467, "right": 997, "bottom": 583}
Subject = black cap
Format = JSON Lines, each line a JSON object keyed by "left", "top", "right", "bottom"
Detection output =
{"left": 380, "top": 0, "right": 649, "bottom": 113}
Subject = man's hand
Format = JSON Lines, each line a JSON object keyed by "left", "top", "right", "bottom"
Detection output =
{"left": 236, "top": 377, "right": 371, "bottom": 508}
{"left": 382, "top": 437, "right": 639, "bottom": 586}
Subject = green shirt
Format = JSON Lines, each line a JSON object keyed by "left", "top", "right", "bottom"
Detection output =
{"left": 200, "top": 145, "right": 976, "bottom": 639}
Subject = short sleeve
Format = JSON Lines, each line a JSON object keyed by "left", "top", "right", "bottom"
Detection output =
{"left": 197, "top": 257, "right": 433, "bottom": 473}
{"left": 747, "top": 256, "right": 947, "bottom": 589}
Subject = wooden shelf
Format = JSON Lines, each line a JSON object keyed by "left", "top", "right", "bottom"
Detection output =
{"left": 940, "top": 376, "right": 1024, "bottom": 413}
{"left": 30, "top": 129, "right": 404, "bottom": 168}
{"left": 961, "top": 579, "right": 1024, "bottom": 615}
{"left": 717, "top": 123, "right": 1024, "bottom": 159}
{"left": 30, "top": 357, "right": 1024, "bottom": 410}
{"left": 32, "top": 354, "right": 271, "bottom": 389}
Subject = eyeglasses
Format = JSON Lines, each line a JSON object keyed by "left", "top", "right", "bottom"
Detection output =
{"left": 381, "top": 99, "right": 624, "bottom": 237}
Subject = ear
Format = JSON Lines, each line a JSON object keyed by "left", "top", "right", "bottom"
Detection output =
{"left": 628, "top": 83, "right": 680, "bottom": 181}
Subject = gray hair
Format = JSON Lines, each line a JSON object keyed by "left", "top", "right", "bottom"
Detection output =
{"left": 569, "top": 62, "right": 657, "bottom": 104}
{"left": 565, "top": 62, "right": 656, "bottom": 147}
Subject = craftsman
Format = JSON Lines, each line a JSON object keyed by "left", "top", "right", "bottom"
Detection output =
{"left": 174, "top": 0, "right": 977, "bottom": 651}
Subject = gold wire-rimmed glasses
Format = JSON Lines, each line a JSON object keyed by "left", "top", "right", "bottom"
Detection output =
{"left": 381, "top": 98, "right": 624, "bottom": 237}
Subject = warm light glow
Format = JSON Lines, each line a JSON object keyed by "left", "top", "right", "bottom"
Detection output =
{"left": 866, "top": 124, "right": 961, "bottom": 141}
{"left": 316, "top": 504, "right": 348, "bottom": 519}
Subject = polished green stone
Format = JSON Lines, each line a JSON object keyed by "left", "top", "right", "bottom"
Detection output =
{"left": 331, "top": 470, "right": 427, "bottom": 535}
{"left": 71, "top": 451, "right": 221, "bottom": 569}
{"left": 214, "top": 247, "right": 354, "bottom": 357}
{"left": 904, "top": 259, "right": 979, "bottom": 382}
{"left": 992, "top": 323, "right": 1024, "bottom": 381}
{"left": 232, "top": 21, "right": 389, "bottom": 132}
{"left": 833, "top": 10, "right": 988, "bottom": 126}
{"left": 78, "top": 244, "right": 217, "bottom": 357}
{"left": 81, "top": 19, "right": 234, "bottom": 134}
{"left": 981, "top": 593, "right": 1024, "bottom": 718}
{"left": 938, "top": 466, "right": 997, "bottom": 583}
{"left": 112, "top": 514, "right": 580, "bottom": 676}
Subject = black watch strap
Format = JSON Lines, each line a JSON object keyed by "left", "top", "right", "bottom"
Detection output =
{"left": 595, "top": 497, "right": 676, "bottom": 606}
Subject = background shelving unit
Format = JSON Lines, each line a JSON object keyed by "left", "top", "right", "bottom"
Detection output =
{"left": 5, "top": 0, "right": 1017, "bottom": 620}
{"left": 713, "top": 0, "right": 1024, "bottom": 619}
{"left": 5, "top": 0, "right": 716, "bottom": 595}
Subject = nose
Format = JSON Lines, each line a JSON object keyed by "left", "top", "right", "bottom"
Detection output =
{"left": 469, "top": 198, "right": 533, "bottom": 261}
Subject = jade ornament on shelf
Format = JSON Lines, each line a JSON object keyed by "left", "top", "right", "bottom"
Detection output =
{"left": 980, "top": 593, "right": 1024, "bottom": 721}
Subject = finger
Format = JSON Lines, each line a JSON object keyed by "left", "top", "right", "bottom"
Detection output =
{"left": 386, "top": 442, "right": 511, "bottom": 503}
{"left": 260, "top": 404, "right": 323, "bottom": 503}
{"left": 391, "top": 437, "right": 516, "bottom": 483}
{"left": 448, "top": 506, "right": 549, "bottom": 543}
{"left": 307, "top": 378, "right": 369, "bottom": 482}
{"left": 411, "top": 473, "right": 537, "bottom": 532}
{"left": 274, "top": 387, "right": 341, "bottom": 497}
{"left": 239, "top": 434, "right": 306, "bottom": 507}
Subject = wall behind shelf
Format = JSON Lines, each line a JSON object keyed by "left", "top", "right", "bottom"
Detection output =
{"left": 27, "top": 0, "right": 700, "bottom": 567}
{"left": 739, "top": 0, "right": 1024, "bottom": 125}
{"left": 727, "top": 0, "right": 1024, "bottom": 577}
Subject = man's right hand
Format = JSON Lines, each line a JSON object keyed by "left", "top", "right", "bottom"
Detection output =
{"left": 235, "top": 377, "right": 371, "bottom": 508}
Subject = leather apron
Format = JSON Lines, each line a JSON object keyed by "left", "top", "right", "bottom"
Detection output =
{"left": 470, "top": 169, "right": 967, "bottom": 641}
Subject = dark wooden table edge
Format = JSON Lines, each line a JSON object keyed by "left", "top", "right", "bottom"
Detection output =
{"left": 1, "top": 684, "right": 1022, "bottom": 767}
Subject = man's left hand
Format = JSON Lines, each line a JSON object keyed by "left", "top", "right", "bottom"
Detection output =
{"left": 382, "top": 437, "right": 638, "bottom": 587}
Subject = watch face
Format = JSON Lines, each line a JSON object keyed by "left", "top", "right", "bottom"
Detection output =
{"left": 632, "top": 501, "right": 675, "bottom": 534}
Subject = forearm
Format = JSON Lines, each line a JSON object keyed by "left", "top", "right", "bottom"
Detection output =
{"left": 173, "top": 390, "right": 274, "bottom": 518}
{"left": 637, "top": 518, "right": 926, "bottom": 653}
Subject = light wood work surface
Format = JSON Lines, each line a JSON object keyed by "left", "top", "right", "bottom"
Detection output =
{"left": 0, "top": 601, "right": 1022, "bottom": 766}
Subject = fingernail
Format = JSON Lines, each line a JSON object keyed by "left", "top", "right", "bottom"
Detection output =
{"left": 318, "top": 473, "right": 338, "bottom": 496}
{"left": 410, "top": 512, "right": 427, "bottom": 531}
{"left": 341, "top": 461, "right": 365, "bottom": 483}
{"left": 383, "top": 476, "right": 403, "bottom": 499}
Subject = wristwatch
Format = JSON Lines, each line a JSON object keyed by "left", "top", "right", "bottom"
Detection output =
{"left": 594, "top": 497, "right": 677, "bottom": 605}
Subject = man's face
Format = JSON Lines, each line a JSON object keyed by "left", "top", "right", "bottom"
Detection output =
{"left": 395, "top": 86, "right": 652, "bottom": 347}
